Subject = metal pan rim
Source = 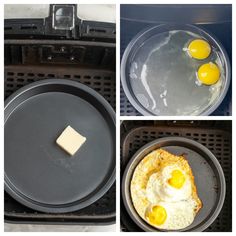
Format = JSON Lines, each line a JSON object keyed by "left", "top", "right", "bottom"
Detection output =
{"left": 4, "top": 79, "right": 116, "bottom": 213}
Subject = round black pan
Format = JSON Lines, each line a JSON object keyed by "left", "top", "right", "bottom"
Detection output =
{"left": 5, "top": 79, "right": 116, "bottom": 213}
{"left": 122, "top": 137, "right": 226, "bottom": 232}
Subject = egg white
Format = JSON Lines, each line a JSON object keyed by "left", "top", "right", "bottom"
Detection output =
{"left": 130, "top": 149, "right": 202, "bottom": 231}
{"left": 146, "top": 165, "right": 192, "bottom": 203}
{"left": 146, "top": 200, "right": 197, "bottom": 230}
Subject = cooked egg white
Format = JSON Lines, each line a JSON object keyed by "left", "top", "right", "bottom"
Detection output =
{"left": 145, "top": 200, "right": 197, "bottom": 230}
{"left": 130, "top": 149, "right": 202, "bottom": 230}
{"left": 146, "top": 166, "right": 192, "bottom": 203}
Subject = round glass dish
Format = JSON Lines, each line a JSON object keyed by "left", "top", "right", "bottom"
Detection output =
{"left": 121, "top": 24, "right": 230, "bottom": 116}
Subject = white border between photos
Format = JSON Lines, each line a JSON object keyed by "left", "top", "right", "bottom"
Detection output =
{"left": 0, "top": 0, "right": 235, "bottom": 235}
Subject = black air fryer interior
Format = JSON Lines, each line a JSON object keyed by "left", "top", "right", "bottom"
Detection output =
{"left": 4, "top": 4, "right": 116, "bottom": 225}
{"left": 120, "top": 4, "right": 232, "bottom": 116}
{"left": 120, "top": 120, "right": 232, "bottom": 232}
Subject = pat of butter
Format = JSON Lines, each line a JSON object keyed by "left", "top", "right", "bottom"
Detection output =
{"left": 56, "top": 126, "right": 86, "bottom": 156}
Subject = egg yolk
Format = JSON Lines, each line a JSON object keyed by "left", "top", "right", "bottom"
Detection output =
{"left": 197, "top": 62, "right": 220, "bottom": 85}
{"left": 146, "top": 205, "right": 167, "bottom": 226}
{"left": 168, "top": 169, "right": 186, "bottom": 189}
{"left": 188, "top": 39, "right": 211, "bottom": 60}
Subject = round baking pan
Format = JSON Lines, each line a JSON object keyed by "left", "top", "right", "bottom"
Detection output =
{"left": 121, "top": 24, "right": 231, "bottom": 116}
{"left": 5, "top": 79, "right": 116, "bottom": 213}
{"left": 122, "top": 137, "right": 225, "bottom": 232}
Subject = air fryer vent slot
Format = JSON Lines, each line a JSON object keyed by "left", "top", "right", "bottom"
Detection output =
{"left": 89, "top": 28, "right": 107, "bottom": 33}
{"left": 20, "top": 25, "right": 37, "bottom": 30}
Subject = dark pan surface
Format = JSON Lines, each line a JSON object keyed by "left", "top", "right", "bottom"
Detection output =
{"left": 122, "top": 137, "right": 226, "bottom": 232}
{"left": 5, "top": 79, "right": 116, "bottom": 213}
{"left": 4, "top": 66, "right": 116, "bottom": 224}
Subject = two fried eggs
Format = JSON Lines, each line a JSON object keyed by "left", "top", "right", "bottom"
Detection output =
{"left": 130, "top": 149, "right": 202, "bottom": 230}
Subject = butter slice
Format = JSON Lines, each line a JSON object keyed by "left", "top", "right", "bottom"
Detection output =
{"left": 56, "top": 126, "right": 86, "bottom": 156}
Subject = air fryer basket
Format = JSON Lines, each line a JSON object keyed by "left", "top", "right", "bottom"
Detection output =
{"left": 120, "top": 121, "right": 232, "bottom": 232}
{"left": 5, "top": 4, "right": 116, "bottom": 225}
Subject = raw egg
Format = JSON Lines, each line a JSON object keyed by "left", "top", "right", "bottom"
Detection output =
{"left": 197, "top": 62, "right": 220, "bottom": 85}
{"left": 188, "top": 39, "right": 211, "bottom": 60}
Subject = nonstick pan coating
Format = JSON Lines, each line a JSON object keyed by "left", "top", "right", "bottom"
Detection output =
{"left": 122, "top": 137, "right": 225, "bottom": 232}
{"left": 5, "top": 79, "right": 116, "bottom": 213}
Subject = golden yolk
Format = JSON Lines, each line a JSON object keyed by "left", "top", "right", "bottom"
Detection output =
{"left": 168, "top": 169, "right": 186, "bottom": 189}
{"left": 188, "top": 39, "right": 211, "bottom": 60}
{"left": 146, "top": 205, "right": 167, "bottom": 226}
{"left": 197, "top": 62, "right": 220, "bottom": 85}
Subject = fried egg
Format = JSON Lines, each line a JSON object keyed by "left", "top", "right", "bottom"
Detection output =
{"left": 145, "top": 200, "right": 197, "bottom": 230}
{"left": 146, "top": 166, "right": 192, "bottom": 203}
{"left": 130, "top": 149, "right": 202, "bottom": 230}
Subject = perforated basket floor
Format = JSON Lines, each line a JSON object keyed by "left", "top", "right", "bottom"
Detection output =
{"left": 4, "top": 65, "right": 116, "bottom": 224}
{"left": 120, "top": 122, "right": 232, "bottom": 232}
